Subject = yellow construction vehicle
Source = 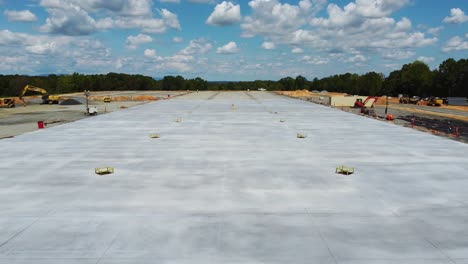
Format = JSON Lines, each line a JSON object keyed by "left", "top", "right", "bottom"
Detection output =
{"left": 399, "top": 95, "right": 420, "bottom": 104}
{"left": 427, "top": 97, "right": 443, "bottom": 107}
{"left": 20, "top": 85, "right": 61, "bottom": 105}
{"left": 103, "top": 96, "right": 111, "bottom": 103}
{"left": 0, "top": 98, "right": 15, "bottom": 108}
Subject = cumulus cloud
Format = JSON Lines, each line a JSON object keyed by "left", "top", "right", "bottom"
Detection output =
{"left": 160, "top": 8, "right": 181, "bottom": 30}
{"left": 0, "top": 30, "right": 28, "bottom": 45}
{"left": 382, "top": 50, "right": 415, "bottom": 60}
{"left": 261, "top": 42, "right": 276, "bottom": 50}
{"left": 417, "top": 56, "right": 435, "bottom": 64}
{"left": 125, "top": 34, "right": 152, "bottom": 49}
{"left": 206, "top": 1, "right": 241, "bottom": 26}
{"left": 241, "top": 0, "right": 311, "bottom": 38}
{"left": 144, "top": 49, "right": 157, "bottom": 58}
{"left": 188, "top": 0, "right": 215, "bottom": 3}
{"left": 300, "top": 55, "right": 329, "bottom": 65}
{"left": 38, "top": 0, "right": 181, "bottom": 35}
{"left": 179, "top": 38, "right": 212, "bottom": 55}
{"left": 144, "top": 38, "right": 212, "bottom": 73}
{"left": 304, "top": 1, "right": 434, "bottom": 57}
{"left": 345, "top": 54, "right": 366, "bottom": 63}
{"left": 443, "top": 35, "right": 468, "bottom": 52}
{"left": 4, "top": 10, "right": 37, "bottom": 22}
{"left": 427, "top": 26, "right": 443, "bottom": 36}
{"left": 216, "top": 41, "right": 239, "bottom": 54}
{"left": 40, "top": 1, "right": 98, "bottom": 35}
{"left": 0, "top": 29, "right": 117, "bottom": 73}
{"left": 111, "top": 9, "right": 181, "bottom": 33}
{"left": 443, "top": 8, "right": 468, "bottom": 24}
{"left": 291, "top": 47, "right": 303, "bottom": 53}
{"left": 81, "top": 0, "right": 153, "bottom": 16}
{"left": 25, "top": 42, "right": 58, "bottom": 55}
{"left": 173, "top": 37, "right": 183, "bottom": 43}
{"left": 240, "top": 0, "right": 432, "bottom": 63}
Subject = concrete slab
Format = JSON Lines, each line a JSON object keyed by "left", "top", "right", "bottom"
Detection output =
{"left": 0, "top": 91, "right": 467, "bottom": 263}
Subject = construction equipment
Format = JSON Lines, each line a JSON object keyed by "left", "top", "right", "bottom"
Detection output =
{"left": 336, "top": 166, "right": 354, "bottom": 175}
{"left": 354, "top": 96, "right": 378, "bottom": 116}
{"left": 0, "top": 98, "right": 15, "bottom": 108}
{"left": 86, "top": 106, "right": 98, "bottom": 116}
{"left": 19, "top": 85, "right": 60, "bottom": 105}
{"left": 95, "top": 167, "right": 114, "bottom": 175}
{"left": 103, "top": 96, "right": 111, "bottom": 103}
{"left": 84, "top": 90, "right": 98, "bottom": 116}
{"left": 399, "top": 95, "right": 420, "bottom": 104}
{"left": 297, "top": 133, "right": 307, "bottom": 138}
{"left": 427, "top": 97, "right": 443, "bottom": 106}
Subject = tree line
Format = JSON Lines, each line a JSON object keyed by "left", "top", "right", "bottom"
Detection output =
{"left": 0, "top": 58, "right": 466, "bottom": 97}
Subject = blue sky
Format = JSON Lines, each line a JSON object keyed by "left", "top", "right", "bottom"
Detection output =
{"left": 0, "top": 0, "right": 467, "bottom": 81}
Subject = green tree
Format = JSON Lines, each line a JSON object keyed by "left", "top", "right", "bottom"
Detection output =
{"left": 295, "top": 75, "right": 307, "bottom": 89}
{"left": 279, "top": 77, "right": 295, "bottom": 90}
{"left": 400, "top": 61, "right": 433, "bottom": 96}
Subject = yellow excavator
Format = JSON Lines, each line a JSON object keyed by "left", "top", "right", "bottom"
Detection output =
{"left": 0, "top": 98, "right": 15, "bottom": 108}
{"left": 20, "top": 85, "right": 61, "bottom": 105}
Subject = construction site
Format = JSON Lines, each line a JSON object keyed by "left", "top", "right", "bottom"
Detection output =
{"left": 0, "top": 90, "right": 467, "bottom": 263}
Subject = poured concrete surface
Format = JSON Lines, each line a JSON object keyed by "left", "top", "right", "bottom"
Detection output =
{"left": 0, "top": 91, "right": 467, "bottom": 264}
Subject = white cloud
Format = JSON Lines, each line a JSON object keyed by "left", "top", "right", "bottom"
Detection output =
{"left": 346, "top": 54, "right": 366, "bottom": 63}
{"left": 144, "top": 38, "right": 213, "bottom": 73}
{"left": 160, "top": 0, "right": 180, "bottom": 2}
{"left": 427, "top": 26, "right": 443, "bottom": 36}
{"left": 0, "top": 29, "right": 120, "bottom": 74}
{"left": 216, "top": 41, "right": 239, "bottom": 54}
{"left": 395, "top": 17, "right": 411, "bottom": 31}
{"left": 25, "top": 42, "right": 58, "bottom": 55}
{"left": 261, "top": 42, "right": 276, "bottom": 50}
{"left": 240, "top": 0, "right": 433, "bottom": 64}
{"left": 443, "top": 35, "right": 468, "bottom": 52}
{"left": 206, "top": 1, "right": 241, "bottom": 26}
{"left": 188, "top": 0, "right": 214, "bottom": 3}
{"left": 241, "top": 0, "right": 310, "bottom": 38}
{"left": 38, "top": 0, "right": 180, "bottom": 35}
{"left": 125, "top": 34, "right": 152, "bottom": 49}
{"left": 300, "top": 55, "right": 329, "bottom": 65}
{"left": 0, "top": 29, "right": 27, "bottom": 45}
{"left": 160, "top": 8, "right": 181, "bottom": 30}
{"left": 382, "top": 50, "right": 415, "bottom": 60}
{"left": 40, "top": 0, "right": 98, "bottom": 36}
{"left": 417, "top": 56, "right": 435, "bottom": 64}
{"left": 4, "top": 10, "right": 37, "bottom": 22}
{"left": 172, "top": 37, "right": 183, "bottom": 43}
{"left": 291, "top": 47, "right": 303, "bottom": 53}
{"left": 443, "top": 8, "right": 468, "bottom": 24}
{"left": 144, "top": 49, "right": 156, "bottom": 58}
{"left": 86, "top": 0, "right": 153, "bottom": 16}
{"left": 179, "top": 38, "right": 212, "bottom": 55}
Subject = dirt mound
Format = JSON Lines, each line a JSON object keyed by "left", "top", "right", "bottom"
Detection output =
{"left": 278, "top": 90, "right": 313, "bottom": 97}
{"left": 133, "top": 95, "right": 158, "bottom": 101}
{"left": 60, "top": 98, "right": 82, "bottom": 105}
{"left": 374, "top": 96, "right": 399, "bottom": 105}
{"left": 89, "top": 95, "right": 158, "bottom": 101}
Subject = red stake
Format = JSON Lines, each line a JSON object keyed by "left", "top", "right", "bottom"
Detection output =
{"left": 411, "top": 117, "right": 415, "bottom": 128}
{"left": 455, "top": 127, "right": 459, "bottom": 138}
